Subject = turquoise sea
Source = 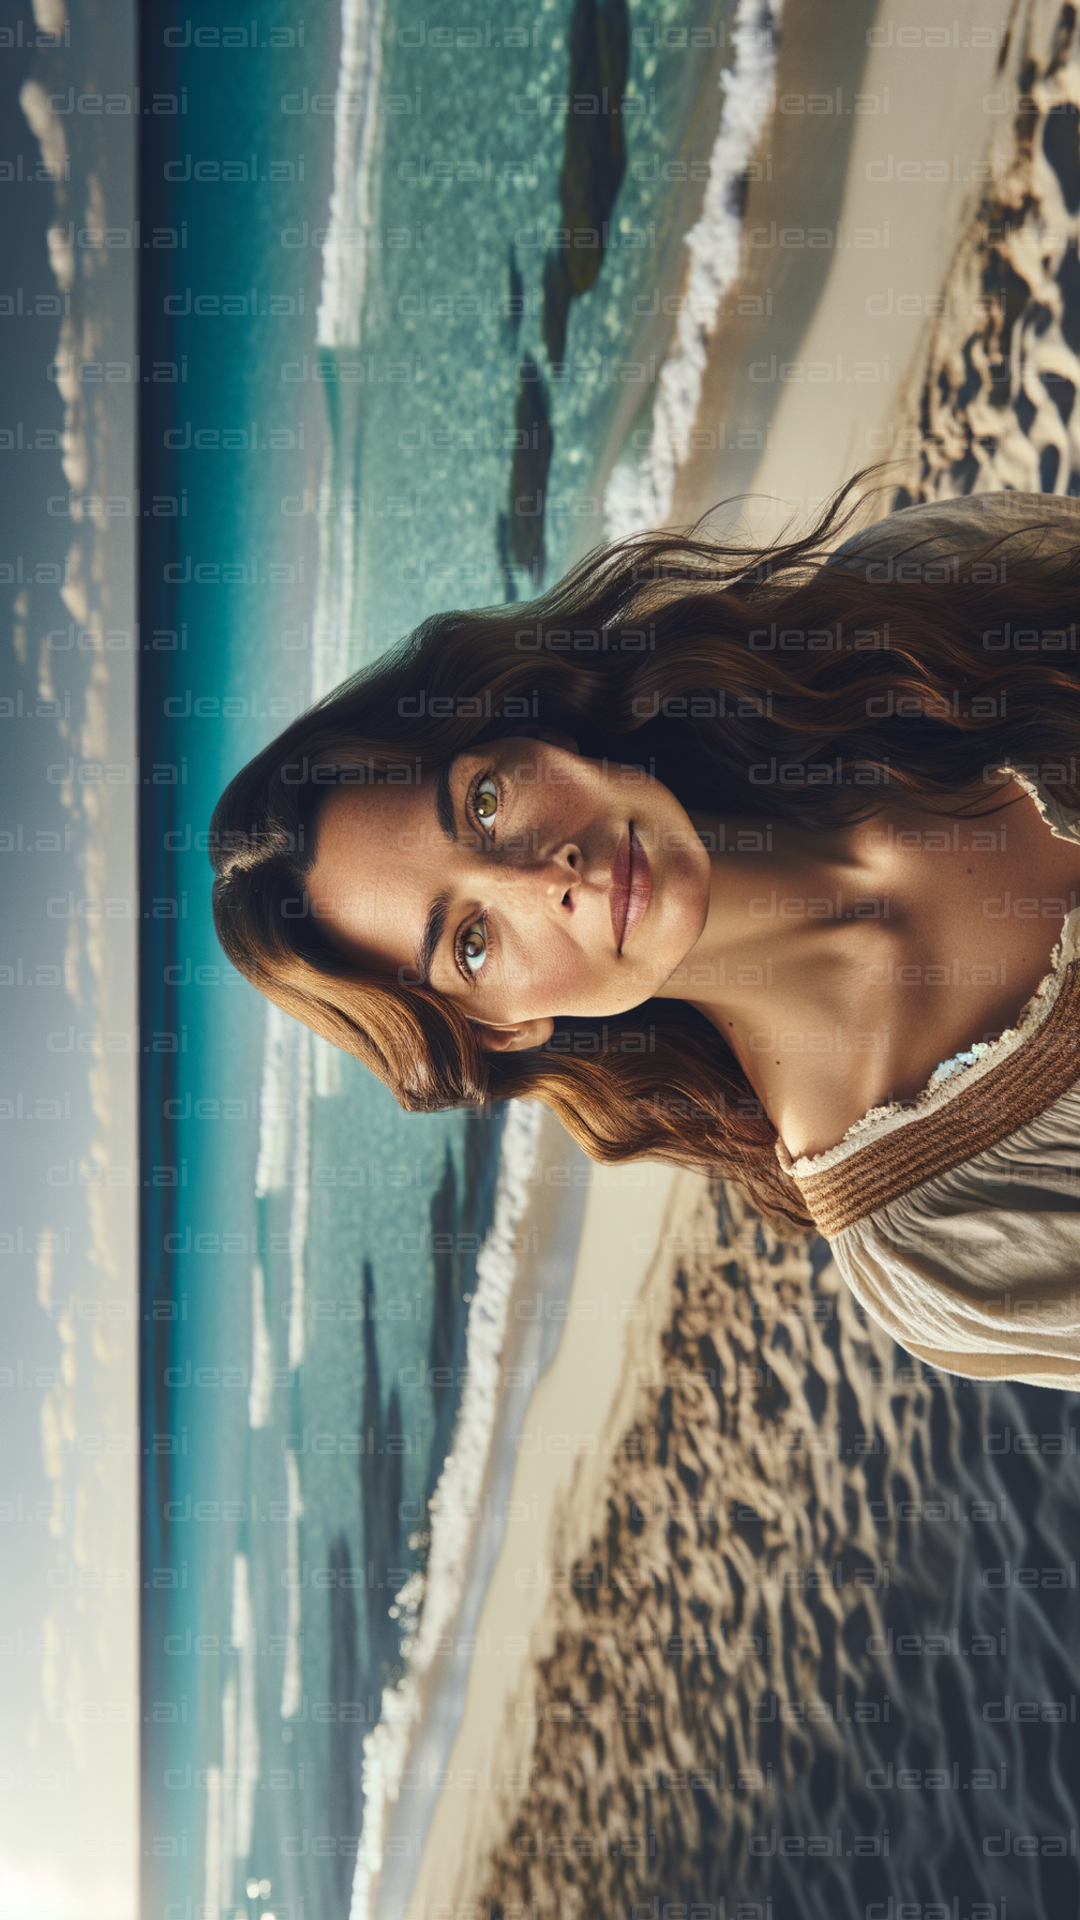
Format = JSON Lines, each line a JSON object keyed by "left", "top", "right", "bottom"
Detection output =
{"left": 138, "top": 2, "right": 735, "bottom": 1915}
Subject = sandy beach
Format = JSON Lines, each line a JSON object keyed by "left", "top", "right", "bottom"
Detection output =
{"left": 381, "top": 1122, "right": 689, "bottom": 1918}
{"left": 886, "top": 0, "right": 1080, "bottom": 503}
{"left": 400, "top": 1174, "right": 1080, "bottom": 1920}
{"left": 668, "top": 0, "right": 1026, "bottom": 539}
{"left": 371, "top": 4, "right": 1080, "bottom": 1917}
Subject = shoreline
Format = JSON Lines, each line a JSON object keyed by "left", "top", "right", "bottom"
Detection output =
{"left": 571, "top": 0, "right": 742, "bottom": 557}
{"left": 661, "top": 0, "right": 1017, "bottom": 541}
{"left": 386, "top": 1149, "right": 694, "bottom": 1920}
{"left": 370, "top": 1106, "right": 592, "bottom": 1918}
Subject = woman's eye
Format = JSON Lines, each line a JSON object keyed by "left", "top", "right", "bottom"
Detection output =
{"left": 460, "top": 918, "right": 487, "bottom": 975}
{"left": 473, "top": 775, "right": 498, "bottom": 830}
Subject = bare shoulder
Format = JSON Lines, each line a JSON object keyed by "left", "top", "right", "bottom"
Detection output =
{"left": 772, "top": 777, "right": 1080, "bottom": 1162}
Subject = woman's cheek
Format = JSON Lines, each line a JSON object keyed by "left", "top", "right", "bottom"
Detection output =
{"left": 540, "top": 943, "right": 601, "bottom": 1017}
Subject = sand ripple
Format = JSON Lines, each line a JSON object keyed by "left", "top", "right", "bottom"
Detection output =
{"left": 467, "top": 1186, "right": 1080, "bottom": 1919}
{"left": 897, "top": 0, "right": 1080, "bottom": 503}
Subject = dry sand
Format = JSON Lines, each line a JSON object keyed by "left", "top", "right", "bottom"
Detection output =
{"left": 885, "top": 0, "right": 1080, "bottom": 502}
{"left": 399, "top": 1177, "right": 1080, "bottom": 1920}
{"left": 669, "top": 0, "right": 1024, "bottom": 541}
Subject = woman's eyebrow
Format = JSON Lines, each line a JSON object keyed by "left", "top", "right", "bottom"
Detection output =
{"left": 415, "top": 890, "right": 452, "bottom": 987}
{"left": 416, "top": 759, "right": 464, "bottom": 981}
{"left": 434, "top": 759, "right": 457, "bottom": 842}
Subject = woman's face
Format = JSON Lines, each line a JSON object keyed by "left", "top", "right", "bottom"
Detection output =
{"left": 306, "top": 734, "right": 711, "bottom": 1047}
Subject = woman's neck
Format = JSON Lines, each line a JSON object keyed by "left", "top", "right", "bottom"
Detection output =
{"left": 654, "top": 775, "right": 1057, "bottom": 1155}
{"left": 645, "top": 775, "right": 1045, "bottom": 1144}
{"left": 655, "top": 805, "right": 891, "bottom": 1026}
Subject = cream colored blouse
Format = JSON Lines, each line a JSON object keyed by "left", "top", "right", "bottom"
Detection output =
{"left": 774, "top": 493, "right": 1080, "bottom": 1389}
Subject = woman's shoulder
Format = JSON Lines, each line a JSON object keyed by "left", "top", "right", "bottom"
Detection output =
{"left": 827, "top": 490, "right": 1080, "bottom": 575}
{"left": 822, "top": 1078, "right": 1080, "bottom": 1391}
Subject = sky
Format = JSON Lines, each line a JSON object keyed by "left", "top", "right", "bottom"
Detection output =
{"left": 0, "top": 0, "right": 138, "bottom": 1913}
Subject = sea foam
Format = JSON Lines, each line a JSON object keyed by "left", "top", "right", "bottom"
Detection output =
{"left": 316, "top": 0, "right": 387, "bottom": 350}
{"left": 254, "top": 1002, "right": 297, "bottom": 1200}
{"left": 280, "top": 1450, "right": 305, "bottom": 1721}
{"left": 603, "top": 0, "right": 784, "bottom": 539}
{"left": 349, "top": 1099, "right": 543, "bottom": 1920}
{"left": 232, "top": 1554, "right": 260, "bottom": 1863}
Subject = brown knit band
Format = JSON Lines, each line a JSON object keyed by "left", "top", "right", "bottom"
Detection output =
{"left": 793, "top": 963, "right": 1080, "bottom": 1239}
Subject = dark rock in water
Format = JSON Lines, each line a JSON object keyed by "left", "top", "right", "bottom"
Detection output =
{"left": 507, "top": 356, "right": 553, "bottom": 580}
{"left": 384, "top": 1387, "right": 404, "bottom": 1567}
{"left": 501, "top": 0, "right": 629, "bottom": 587}
{"left": 560, "top": 0, "right": 630, "bottom": 268}
{"left": 428, "top": 1148, "right": 458, "bottom": 1414}
{"left": 541, "top": 248, "right": 577, "bottom": 371}
{"left": 541, "top": 0, "right": 630, "bottom": 365}
{"left": 495, "top": 511, "right": 519, "bottom": 602}
{"left": 359, "top": 1258, "right": 403, "bottom": 1663}
{"left": 504, "top": 241, "right": 524, "bottom": 343}
{"left": 327, "top": 1533, "right": 363, "bottom": 1917}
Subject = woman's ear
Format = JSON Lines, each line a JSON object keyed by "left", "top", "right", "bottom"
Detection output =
{"left": 473, "top": 1015, "right": 555, "bottom": 1054}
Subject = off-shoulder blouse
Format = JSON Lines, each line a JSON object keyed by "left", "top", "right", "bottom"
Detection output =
{"left": 775, "top": 492, "right": 1080, "bottom": 1390}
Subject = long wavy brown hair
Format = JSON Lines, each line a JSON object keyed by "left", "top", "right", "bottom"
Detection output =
{"left": 208, "top": 471, "right": 1080, "bottom": 1230}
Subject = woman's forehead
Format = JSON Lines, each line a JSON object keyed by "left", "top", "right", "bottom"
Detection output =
{"left": 307, "top": 779, "right": 444, "bottom": 963}
{"left": 314, "top": 775, "right": 438, "bottom": 865}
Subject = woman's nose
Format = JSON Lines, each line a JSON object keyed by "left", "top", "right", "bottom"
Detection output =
{"left": 466, "top": 841, "right": 581, "bottom": 901}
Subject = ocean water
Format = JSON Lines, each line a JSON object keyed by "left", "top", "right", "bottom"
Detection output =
{"left": 314, "top": 0, "right": 755, "bottom": 673}
{"left": 138, "top": 3, "right": 749, "bottom": 1917}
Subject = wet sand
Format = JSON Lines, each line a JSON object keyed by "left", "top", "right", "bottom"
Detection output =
{"left": 377, "top": 1121, "right": 685, "bottom": 1918}
{"left": 669, "top": 0, "right": 1021, "bottom": 540}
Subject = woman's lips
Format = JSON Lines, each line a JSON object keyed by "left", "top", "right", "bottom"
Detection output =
{"left": 610, "top": 826, "right": 652, "bottom": 951}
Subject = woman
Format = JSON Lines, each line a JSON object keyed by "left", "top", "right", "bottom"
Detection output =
{"left": 210, "top": 474, "right": 1080, "bottom": 1389}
